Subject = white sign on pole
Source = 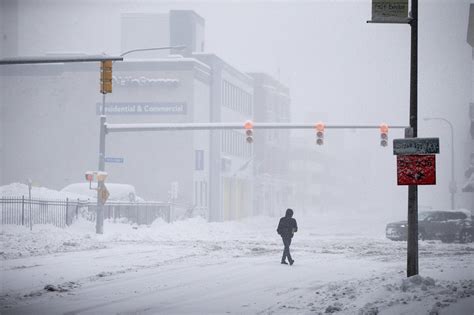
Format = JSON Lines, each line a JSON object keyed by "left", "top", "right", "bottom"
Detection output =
{"left": 372, "top": 0, "right": 408, "bottom": 21}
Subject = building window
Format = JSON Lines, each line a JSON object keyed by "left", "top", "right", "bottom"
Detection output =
{"left": 222, "top": 130, "right": 253, "bottom": 158}
{"left": 222, "top": 80, "right": 253, "bottom": 115}
{"left": 195, "top": 150, "right": 204, "bottom": 170}
{"left": 204, "top": 181, "right": 208, "bottom": 207}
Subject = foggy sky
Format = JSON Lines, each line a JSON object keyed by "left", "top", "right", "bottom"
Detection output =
{"left": 1, "top": 0, "right": 472, "bottom": 214}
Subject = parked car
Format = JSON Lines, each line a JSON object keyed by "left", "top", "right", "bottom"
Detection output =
{"left": 386, "top": 210, "right": 473, "bottom": 243}
{"left": 61, "top": 183, "right": 144, "bottom": 202}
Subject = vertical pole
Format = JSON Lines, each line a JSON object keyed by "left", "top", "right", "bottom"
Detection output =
{"left": 21, "top": 196, "right": 25, "bottom": 225}
{"left": 29, "top": 194, "right": 32, "bottom": 231}
{"left": 449, "top": 122, "right": 455, "bottom": 209}
{"left": 96, "top": 93, "right": 106, "bottom": 234}
{"left": 96, "top": 181, "right": 104, "bottom": 234}
{"left": 66, "top": 198, "right": 69, "bottom": 226}
{"left": 407, "top": 0, "right": 419, "bottom": 277}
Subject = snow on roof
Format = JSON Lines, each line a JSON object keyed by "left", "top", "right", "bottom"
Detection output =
{"left": 0, "top": 183, "right": 90, "bottom": 201}
{"left": 61, "top": 183, "right": 140, "bottom": 202}
{"left": 1, "top": 182, "right": 144, "bottom": 202}
{"left": 422, "top": 209, "right": 473, "bottom": 217}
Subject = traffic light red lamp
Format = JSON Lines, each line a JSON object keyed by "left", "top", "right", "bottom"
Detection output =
{"left": 315, "top": 122, "right": 325, "bottom": 145}
{"left": 380, "top": 123, "right": 389, "bottom": 147}
{"left": 244, "top": 120, "right": 254, "bottom": 143}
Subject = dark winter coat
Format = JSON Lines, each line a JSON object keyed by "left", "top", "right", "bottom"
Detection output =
{"left": 277, "top": 209, "right": 298, "bottom": 238}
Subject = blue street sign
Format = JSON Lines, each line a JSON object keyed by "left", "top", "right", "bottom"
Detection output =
{"left": 105, "top": 157, "right": 124, "bottom": 163}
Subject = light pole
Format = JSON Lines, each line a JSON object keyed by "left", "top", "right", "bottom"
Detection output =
{"left": 96, "top": 45, "right": 186, "bottom": 233}
{"left": 99, "top": 45, "right": 186, "bottom": 171}
{"left": 119, "top": 45, "right": 186, "bottom": 58}
{"left": 424, "top": 117, "right": 456, "bottom": 209}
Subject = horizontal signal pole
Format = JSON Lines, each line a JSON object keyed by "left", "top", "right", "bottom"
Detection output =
{"left": 0, "top": 55, "right": 123, "bottom": 65}
{"left": 106, "top": 122, "right": 410, "bottom": 133}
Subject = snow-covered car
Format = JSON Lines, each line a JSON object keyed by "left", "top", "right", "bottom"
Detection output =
{"left": 61, "top": 183, "right": 143, "bottom": 202}
{"left": 386, "top": 210, "right": 473, "bottom": 243}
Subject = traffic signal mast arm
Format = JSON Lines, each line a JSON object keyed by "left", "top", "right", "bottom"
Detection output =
{"left": 105, "top": 122, "right": 409, "bottom": 133}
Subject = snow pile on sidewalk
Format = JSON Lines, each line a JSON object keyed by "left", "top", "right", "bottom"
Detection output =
{"left": 1, "top": 210, "right": 395, "bottom": 260}
{"left": 1, "top": 219, "right": 105, "bottom": 259}
{"left": 284, "top": 273, "right": 474, "bottom": 314}
{"left": 0, "top": 216, "right": 274, "bottom": 259}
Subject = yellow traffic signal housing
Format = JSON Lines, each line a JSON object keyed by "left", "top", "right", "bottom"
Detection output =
{"left": 100, "top": 60, "right": 113, "bottom": 94}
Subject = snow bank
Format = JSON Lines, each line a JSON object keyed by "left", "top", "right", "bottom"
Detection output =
{"left": 0, "top": 215, "right": 274, "bottom": 259}
{"left": 0, "top": 218, "right": 103, "bottom": 259}
{"left": 61, "top": 182, "right": 144, "bottom": 202}
{"left": 0, "top": 183, "right": 90, "bottom": 201}
{"left": 303, "top": 274, "right": 474, "bottom": 314}
{"left": 0, "top": 209, "right": 395, "bottom": 260}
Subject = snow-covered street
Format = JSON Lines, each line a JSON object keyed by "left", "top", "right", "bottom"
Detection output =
{"left": 2, "top": 214, "right": 473, "bottom": 314}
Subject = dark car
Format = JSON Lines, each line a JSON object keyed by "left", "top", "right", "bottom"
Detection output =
{"left": 386, "top": 210, "right": 473, "bottom": 243}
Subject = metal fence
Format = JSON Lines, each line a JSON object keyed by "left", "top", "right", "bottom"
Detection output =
{"left": 89, "top": 202, "right": 188, "bottom": 225}
{"left": 1, "top": 196, "right": 190, "bottom": 228}
{"left": 0, "top": 197, "right": 85, "bottom": 228}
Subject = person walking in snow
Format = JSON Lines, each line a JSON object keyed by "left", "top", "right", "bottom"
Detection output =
{"left": 277, "top": 208, "right": 298, "bottom": 265}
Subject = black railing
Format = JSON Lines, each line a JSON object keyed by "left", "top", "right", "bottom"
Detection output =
{"left": 0, "top": 197, "right": 85, "bottom": 228}
{"left": 0, "top": 197, "right": 189, "bottom": 228}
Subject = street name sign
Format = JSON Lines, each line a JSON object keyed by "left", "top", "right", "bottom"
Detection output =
{"left": 105, "top": 157, "right": 124, "bottom": 163}
{"left": 397, "top": 155, "right": 436, "bottom": 185}
{"left": 393, "top": 138, "right": 440, "bottom": 155}
{"left": 372, "top": 0, "right": 408, "bottom": 21}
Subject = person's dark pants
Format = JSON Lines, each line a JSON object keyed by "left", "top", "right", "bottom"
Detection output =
{"left": 281, "top": 237, "right": 293, "bottom": 262}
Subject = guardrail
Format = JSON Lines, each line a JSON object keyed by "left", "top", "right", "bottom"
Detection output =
{"left": 0, "top": 196, "right": 190, "bottom": 229}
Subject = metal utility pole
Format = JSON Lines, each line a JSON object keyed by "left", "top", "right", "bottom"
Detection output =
{"left": 96, "top": 60, "right": 113, "bottom": 234}
{"left": 407, "top": 0, "right": 419, "bottom": 277}
{"left": 93, "top": 46, "right": 185, "bottom": 234}
{"left": 368, "top": 0, "right": 419, "bottom": 277}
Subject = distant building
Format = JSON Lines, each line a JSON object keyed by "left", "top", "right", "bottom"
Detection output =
{"left": 1, "top": 9, "right": 292, "bottom": 221}
{"left": 1, "top": 58, "right": 212, "bottom": 212}
{"left": 194, "top": 53, "right": 255, "bottom": 221}
{"left": 248, "top": 73, "right": 291, "bottom": 217}
{"left": 288, "top": 138, "right": 324, "bottom": 215}
{"left": 463, "top": 4, "right": 474, "bottom": 209}
{"left": 121, "top": 11, "right": 205, "bottom": 58}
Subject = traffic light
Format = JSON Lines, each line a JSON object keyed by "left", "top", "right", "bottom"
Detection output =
{"left": 315, "top": 122, "right": 325, "bottom": 145}
{"left": 100, "top": 60, "right": 113, "bottom": 94}
{"left": 380, "top": 123, "right": 389, "bottom": 147}
{"left": 244, "top": 120, "right": 254, "bottom": 143}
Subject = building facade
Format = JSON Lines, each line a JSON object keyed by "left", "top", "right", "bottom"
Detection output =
{"left": 0, "top": 8, "right": 292, "bottom": 221}
{"left": 463, "top": 4, "right": 474, "bottom": 209}
{"left": 248, "top": 73, "right": 291, "bottom": 217}
{"left": 288, "top": 138, "right": 324, "bottom": 215}
{"left": 1, "top": 58, "right": 212, "bottom": 209}
{"left": 194, "top": 53, "right": 255, "bottom": 221}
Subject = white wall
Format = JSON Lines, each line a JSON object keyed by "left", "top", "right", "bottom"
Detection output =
{"left": 1, "top": 60, "right": 211, "bottom": 203}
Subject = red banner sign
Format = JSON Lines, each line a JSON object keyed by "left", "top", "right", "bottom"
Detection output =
{"left": 397, "top": 155, "right": 436, "bottom": 185}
